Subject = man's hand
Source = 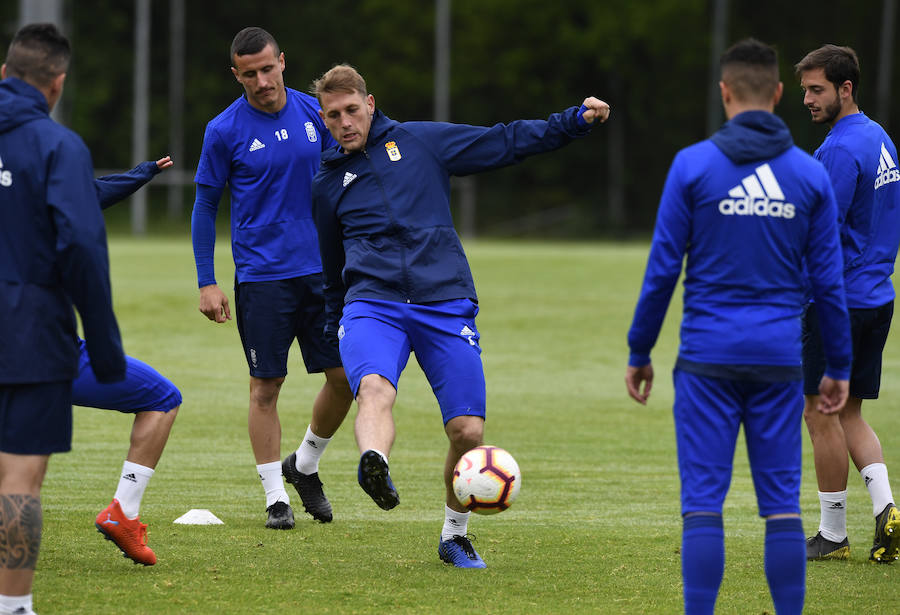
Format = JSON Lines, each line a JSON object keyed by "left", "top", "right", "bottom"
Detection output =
{"left": 156, "top": 155, "right": 174, "bottom": 171}
{"left": 626, "top": 363, "right": 654, "bottom": 405}
{"left": 580, "top": 97, "right": 611, "bottom": 124}
{"left": 817, "top": 376, "right": 849, "bottom": 414}
{"left": 199, "top": 284, "right": 231, "bottom": 323}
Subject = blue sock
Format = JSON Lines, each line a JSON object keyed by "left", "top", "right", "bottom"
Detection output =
{"left": 764, "top": 517, "right": 805, "bottom": 615}
{"left": 682, "top": 514, "right": 724, "bottom": 615}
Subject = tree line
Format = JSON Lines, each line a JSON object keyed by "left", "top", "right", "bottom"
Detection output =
{"left": 1, "top": 0, "right": 895, "bottom": 236}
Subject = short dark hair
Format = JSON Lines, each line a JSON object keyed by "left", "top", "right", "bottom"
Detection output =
{"left": 230, "top": 27, "right": 279, "bottom": 64}
{"left": 4, "top": 23, "right": 71, "bottom": 87}
{"left": 720, "top": 38, "right": 779, "bottom": 104}
{"left": 794, "top": 44, "right": 860, "bottom": 102}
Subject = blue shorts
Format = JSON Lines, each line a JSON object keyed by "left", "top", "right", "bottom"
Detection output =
{"left": 73, "top": 339, "right": 181, "bottom": 413}
{"left": 802, "top": 301, "right": 893, "bottom": 398}
{"left": 235, "top": 274, "right": 342, "bottom": 378}
{"left": 673, "top": 368, "right": 803, "bottom": 517}
{"left": 339, "top": 298, "right": 486, "bottom": 425}
{"left": 0, "top": 380, "right": 72, "bottom": 454}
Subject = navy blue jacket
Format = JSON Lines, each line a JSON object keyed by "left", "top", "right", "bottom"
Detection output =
{"left": 95, "top": 160, "right": 160, "bottom": 209}
{"left": 0, "top": 77, "right": 125, "bottom": 384}
{"left": 627, "top": 111, "right": 851, "bottom": 381}
{"left": 312, "top": 107, "right": 592, "bottom": 337}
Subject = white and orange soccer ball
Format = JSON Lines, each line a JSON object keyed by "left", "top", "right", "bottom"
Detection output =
{"left": 452, "top": 445, "right": 521, "bottom": 515}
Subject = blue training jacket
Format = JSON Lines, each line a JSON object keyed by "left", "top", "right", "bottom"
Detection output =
{"left": 814, "top": 112, "right": 900, "bottom": 309}
{"left": 312, "top": 106, "right": 593, "bottom": 338}
{"left": 0, "top": 77, "right": 125, "bottom": 384}
{"left": 94, "top": 160, "right": 160, "bottom": 210}
{"left": 627, "top": 111, "right": 852, "bottom": 381}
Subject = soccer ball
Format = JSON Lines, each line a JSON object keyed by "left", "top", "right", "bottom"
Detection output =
{"left": 452, "top": 445, "right": 521, "bottom": 515}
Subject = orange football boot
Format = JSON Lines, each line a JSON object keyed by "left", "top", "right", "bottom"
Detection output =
{"left": 95, "top": 498, "right": 156, "bottom": 566}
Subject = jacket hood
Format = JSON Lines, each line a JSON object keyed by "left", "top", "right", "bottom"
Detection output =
{"left": 710, "top": 110, "right": 793, "bottom": 164}
{"left": 0, "top": 78, "right": 49, "bottom": 134}
{"left": 321, "top": 109, "right": 398, "bottom": 165}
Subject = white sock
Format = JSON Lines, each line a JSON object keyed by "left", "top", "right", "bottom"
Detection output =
{"left": 113, "top": 460, "right": 154, "bottom": 519}
{"left": 360, "top": 448, "right": 388, "bottom": 463}
{"left": 257, "top": 461, "right": 289, "bottom": 508}
{"left": 294, "top": 426, "right": 331, "bottom": 474}
{"left": 0, "top": 593, "right": 32, "bottom": 615}
{"left": 861, "top": 462, "right": 895, "bottom": 516}
{"left": 441, "top": 505, "right": 470, "bottom": 541}
{"left": 818, "top": 490, "right": 848, "bottom": 542}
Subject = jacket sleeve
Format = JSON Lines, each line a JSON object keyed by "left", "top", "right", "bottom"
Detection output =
{"left": 311, "top": 177, "right": 346, "bottom": 340}
{"left": 94, "top": 160, "right": 160, "bottom": 210}
{"left": 626, "top": 153, "right": 691, "bottom": 366}
{"left": 406, "top": 105, "right": 593, "bottom": 176}
{"left": 805, "top": 175, "right": 852, "bottom": 380}
{"left": 51, "top": 134, "right": 125, "bottom": 382}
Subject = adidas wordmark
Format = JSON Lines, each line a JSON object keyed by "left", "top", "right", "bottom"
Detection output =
{"left": 718, "top": 163, "right": 795, "bottom": 219}
{"left": 875, "top": 142, "right": 900, "bottom": 189}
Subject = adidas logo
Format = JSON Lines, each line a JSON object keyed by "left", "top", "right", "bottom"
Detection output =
{"left": 306, "top": 439, "right": 318, "bottom": 448}
{"left": 460, "top": 325, "right": 477, "bottom": 346}
{"left": 829, "top": 502, "right": 844, "bottom": 509}
{"left": 865, "top": 475, "right": 874, "bottom": 487}
{"left": 249, "top": 138, "right": 266, "bottom": 152}
{"left": 343, "top": 172, "right": 357, "bottom": 187}
{"left": 123, "top": 472, "right": 137, "bottom": 483}
{"left": 875, "top": 142, "right": 900, "bottom": 189}
{"left": 0, "top": 155, "right": 11, "bottom": 187}
{"left": 718, "top": 163, "right": 795, "bottom": 219}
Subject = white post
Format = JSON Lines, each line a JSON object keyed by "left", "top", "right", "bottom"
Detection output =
{"left": 131, "top": 0, "right": 150, "bottom": 235}
{"left": 168, "top": 0, "right": 186, "bottom": 219}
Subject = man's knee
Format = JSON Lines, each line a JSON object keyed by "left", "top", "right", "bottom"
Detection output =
{"left": 250, "top": 376, "right": 284, "bottom": 397}
{"left": 357, "top": 374, "right": 395, "bottom": 408}
{"left": 445, "top": 416, "right": 484, "bottom": 450}
{"left": 0, "top": 454, "right": 49, "bottom": 494}
{"left": 803, "top": 397, "right": 839, "bottom": 433}
{"left": 324, "top": 367, "right": 353, "bottom": 402}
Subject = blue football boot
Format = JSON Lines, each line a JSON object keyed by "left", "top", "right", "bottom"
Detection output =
{"left": 438, "top": 534, "right": 486, "bottom": 568}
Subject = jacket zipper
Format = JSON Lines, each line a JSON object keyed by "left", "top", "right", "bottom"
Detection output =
{"left": 363, "top": 148, "right": 412, "bottom": 302}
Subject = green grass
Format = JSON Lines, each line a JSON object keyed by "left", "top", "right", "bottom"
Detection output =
{"left": 35, "top": 238, "right": 900, "bottom": 613}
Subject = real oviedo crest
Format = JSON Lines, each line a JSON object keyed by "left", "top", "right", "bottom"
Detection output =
{"left": 385, "top": 141, "right": 402, "bottom": 161}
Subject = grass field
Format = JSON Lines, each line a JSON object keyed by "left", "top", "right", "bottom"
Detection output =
{"left": 35, "top": 237, "right": 900, "bottom": 614}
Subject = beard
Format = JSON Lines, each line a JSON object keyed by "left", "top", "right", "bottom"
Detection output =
{"left": 814, "top": 96, "right": 843, "bottom": 124}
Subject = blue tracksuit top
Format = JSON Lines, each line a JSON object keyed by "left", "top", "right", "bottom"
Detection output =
{"left": 193, "top": 88, "right": 337, "bottom": 285}
{"left": 312, "top": 106, "right": 593, "bottom": 337}
{"left": 814, "top": 112, "right": 900, "bottom": 309}
{"left": 628, "top": 111, "right": 851, "bottom": 381}
{"left": 0, "top": 77, "right": 125, "bottom": 384}
{"left": 94, "top": 160, "right": 160, "bottom": 210}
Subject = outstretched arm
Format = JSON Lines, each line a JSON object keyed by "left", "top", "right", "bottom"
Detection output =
{"left": 578, "top": 97, "right": 611, "bottom": 125}
{"left": 94, "top": 156, "right": 173, "bottom": 209}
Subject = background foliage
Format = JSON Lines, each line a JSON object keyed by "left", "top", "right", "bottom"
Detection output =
{"left": 0, "top": 0, "right": 897, "bottom": 236}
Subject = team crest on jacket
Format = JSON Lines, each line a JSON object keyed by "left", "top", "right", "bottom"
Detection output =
{"left": 385, "top": 141, "right": 402, "bottom": 161}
